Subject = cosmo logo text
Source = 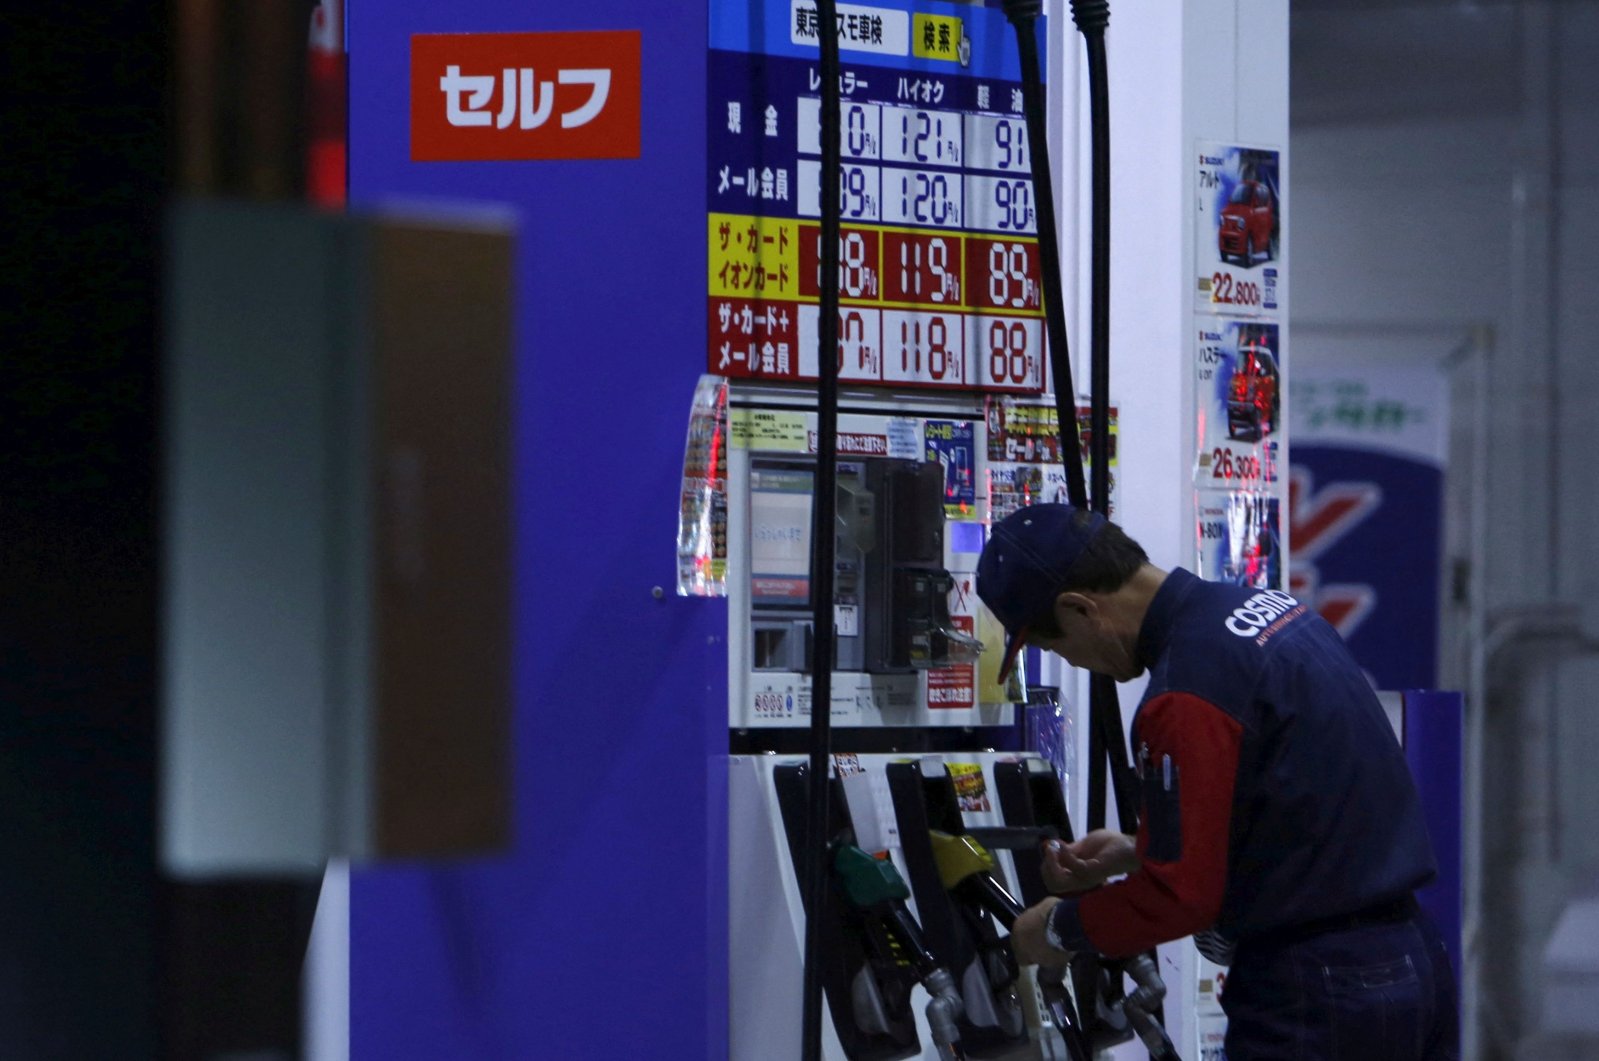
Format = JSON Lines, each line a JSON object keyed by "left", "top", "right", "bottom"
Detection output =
{"left": 411, "top": 31, "right": 640, "bottom": 162}
{"left": 1225, "top": 588, "right": 1300, "bottom": 637}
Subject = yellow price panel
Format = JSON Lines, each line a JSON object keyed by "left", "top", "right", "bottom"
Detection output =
{"left": 708, "top": 213, "right": 801, "bottom": 300}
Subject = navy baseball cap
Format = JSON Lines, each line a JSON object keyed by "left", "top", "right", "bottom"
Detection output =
{"left": 977, "top": 504, "right": 1109, "bottom": 683}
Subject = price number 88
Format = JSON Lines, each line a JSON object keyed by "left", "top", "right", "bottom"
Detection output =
{"left": 988, "top": 320, "right": 1032, "bottom": 386}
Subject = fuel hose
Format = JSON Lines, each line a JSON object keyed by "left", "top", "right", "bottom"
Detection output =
{"left": 799, "top": 0, "right": 843, "bottom": 1057}
{"left": 1000, "top": 0, "right": 1138, "bottom": 837}
{"left": 1069, "top": 0, "right": 1142, "bottom": 841}
{"left": 1003, "top": 3, "right": 1181, "bottom": 1057}
{"left": 1000, "top": 0, "right": 1086, "bottom": 513}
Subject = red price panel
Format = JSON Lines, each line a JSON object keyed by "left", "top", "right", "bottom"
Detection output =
{"left": 971, "top": 314, "right": 1043, "bottom": 391}
{"left": 881, "top": 231, "right": 963, "bottom": 306}
{"left": 798, "top": 224, "right": 882, "bottom": 301}
{"left": 798, "top": 304, "right": 884, "bottom": 383}
{"left": 882, "top": 309, "right": 966, "bottom": 386}
{"left": 966, "top": 236, "right": 1041, "bottom": 312}
{"left": 1208, "top": 269, "right": 1263, "bottom": 310}
{"left": 707, "top": 297, "right": 804, "bottom": 381}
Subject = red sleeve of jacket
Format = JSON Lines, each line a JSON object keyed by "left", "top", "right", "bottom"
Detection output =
{"left": 1051, "top": 692, "right": 1243, "bottom": 959}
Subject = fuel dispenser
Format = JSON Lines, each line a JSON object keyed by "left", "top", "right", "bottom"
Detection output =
{"left": 734, "top": 751, "right": 1087, "bottom": 1061}
{"left": 730, "top": 406, "right": 997, "bottom": 734}
{"left": 710, "top": 0, "right": 1182, "bottom": 1057}
{"left": 771, "top": 761, "right": 968, "bottom": 1061}
{"left": 745, "top": 455, "right": 979, "bottom": 682}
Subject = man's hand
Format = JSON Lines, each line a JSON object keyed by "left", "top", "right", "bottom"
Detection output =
{"left": 1041, "top": 829, "right": 1139, "bottom": 893}
{"left": 1010, "top": 896, "right": 1071, "bottom": 967}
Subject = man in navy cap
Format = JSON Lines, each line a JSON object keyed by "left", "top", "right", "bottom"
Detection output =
{"left": 978, "top": 503, "right": 1457, "bottom": 1060}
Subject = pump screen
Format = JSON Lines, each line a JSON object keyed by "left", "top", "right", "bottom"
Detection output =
{"left": 750, "top": 467, "right": 815, "bottom": 604}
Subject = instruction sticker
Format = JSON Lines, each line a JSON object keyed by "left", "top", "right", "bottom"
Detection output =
{"left": 730, "top": 408, "right": 809, "bottom": 451}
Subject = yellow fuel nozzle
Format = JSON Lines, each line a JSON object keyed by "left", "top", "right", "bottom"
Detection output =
{"left": 928, "top": 830, "right": 996, "bottom": 890}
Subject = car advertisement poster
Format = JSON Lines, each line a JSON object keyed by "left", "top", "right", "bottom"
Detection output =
{"left": 1193, "top": 320, "right": 1282, "bottom": 488}
{"left": 1195, "top": 488, "right": 1283, "bottom": 590}
{"left": 1196, "top": 141, "right": 1281, "bottom": 318}
{"left": 1193, "top": 319, "right": 1286, "bottom": 590}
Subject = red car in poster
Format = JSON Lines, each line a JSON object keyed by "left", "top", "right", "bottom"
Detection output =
{"left": 1218, "top": 180, "right": 1275, "bottom": 266}
{"left": 1227, "top": 342, "right": 1280, "bottom": 441}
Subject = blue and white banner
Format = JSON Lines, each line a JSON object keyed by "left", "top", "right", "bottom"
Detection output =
{"left": 1288, "top": 366, "right": 1448, "bottom": 690}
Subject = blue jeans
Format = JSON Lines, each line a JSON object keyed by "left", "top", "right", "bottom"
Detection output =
{"left": 1221, "top": 910, "right": 1459, "bottom": 1060}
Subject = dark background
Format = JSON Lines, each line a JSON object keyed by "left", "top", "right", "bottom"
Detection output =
{"left": 3, "top": 4, "right": 317, "bottom": 1056}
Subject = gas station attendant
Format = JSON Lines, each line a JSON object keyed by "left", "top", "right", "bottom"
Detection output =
{"left": 977, "top": 503, "right": 1459, "bottom": 1060}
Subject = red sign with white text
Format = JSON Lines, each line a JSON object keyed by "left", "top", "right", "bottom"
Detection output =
{"left": 410, "top": 31, "right": 640, "bottom": 161}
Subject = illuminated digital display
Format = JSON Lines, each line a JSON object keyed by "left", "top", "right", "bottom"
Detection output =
{"left": 708, "top": 1, "right": 1047, "bottom": 393}
{"left": 749, "top": 467, "right": 815, "bottom": 603}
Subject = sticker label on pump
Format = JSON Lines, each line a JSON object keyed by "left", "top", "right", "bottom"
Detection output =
{"left": 984, "top": 397, "right": 1119, "bottom": 521}
{"left": 1195, "top": 141, "right": 1282, "bottom": 317}
{"left": 947, "top": 761, "right": 991, "bottom": 811}
{"left": 708, "top": 0, "right": 1048, "bottom": 393}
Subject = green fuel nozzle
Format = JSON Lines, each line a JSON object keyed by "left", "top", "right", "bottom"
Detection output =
{"left": 834, "top": 844, "right": 912, "bottom": 908}
{"left": 833, "top": 845, "right": 940, "bottom": 975}
{"left": 832, "top": 845, "right": 967, "bottom": 1059}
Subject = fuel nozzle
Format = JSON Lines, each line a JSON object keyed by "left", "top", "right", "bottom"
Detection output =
{"left": 835, "top": 844, "right": 940, "bottom": 976}
{"left": 929, "top": 832, "right": 1090, "bottom": 1051}
{"left": 927, "top": 829, "right": 1028, "bottom": 1013}
{"left": 928, "top": 831, "right": 1025, "bottom": 928}
{"left": 833, "top": 845, "right": 966, "bottom": 1061}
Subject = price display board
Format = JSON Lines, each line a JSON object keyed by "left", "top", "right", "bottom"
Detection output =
{"left": 708, "top": 0, "right": 1048, "bottom": 392}
{"left": 1195, "top": 142, "right": 1282, "bottom": 317}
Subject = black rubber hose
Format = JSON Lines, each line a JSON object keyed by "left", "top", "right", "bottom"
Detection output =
{"left": 1001, "top": 0, "right": 1087, "bottom": 512}
{"left": 800, "top": 0, "right": 842, "bottom": 1057}
{"left": 1070, "top": 0, "right": 1140, "bottom": 839}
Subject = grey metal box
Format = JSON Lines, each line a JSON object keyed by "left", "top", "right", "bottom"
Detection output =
{"left": 162, "top": 199, "right": 514, "bottom": 875}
